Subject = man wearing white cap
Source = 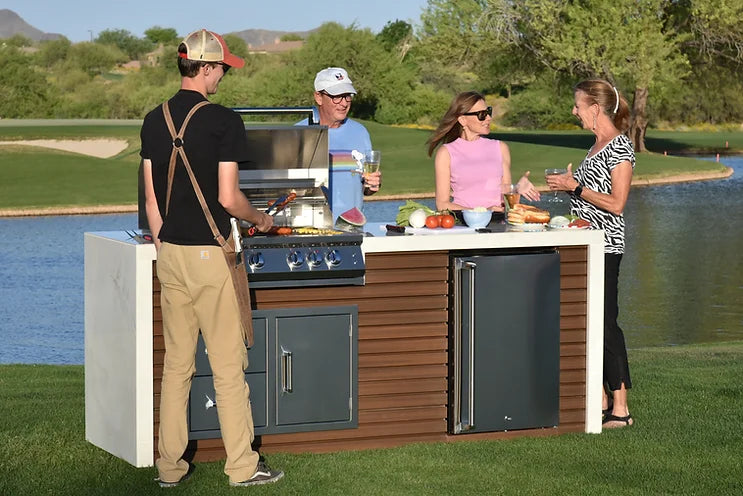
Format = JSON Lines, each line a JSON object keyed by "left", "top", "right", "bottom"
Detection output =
{"left": 298, "top": 67, "right": 382, "bottom": 222}
{"left": 140, "top": 29, "right": 282, "bottom": 488}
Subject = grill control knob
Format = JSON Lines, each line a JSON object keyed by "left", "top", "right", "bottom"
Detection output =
{"left": 307, "top": 250, "right": 323, "bottom": 268}
{"left": 247, "top": 252, "right": 264, "bottom": 270}
{"left": 325, "top": 249, "right": 342, "bottom": 266}
{"left": 287, "top": 251, "right": 305, "bottom": 268}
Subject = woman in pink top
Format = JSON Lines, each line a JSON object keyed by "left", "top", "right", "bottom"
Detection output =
{"left": 428, "top": 92, "right": 540, "bottom": 212}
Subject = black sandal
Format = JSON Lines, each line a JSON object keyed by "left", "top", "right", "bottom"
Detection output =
{"left": 602, "top": 413, "right": 633, "bottom": 428}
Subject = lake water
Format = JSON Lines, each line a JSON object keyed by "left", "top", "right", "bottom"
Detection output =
{"left": 1, "top": 156, "right": 741, "bottom": 364}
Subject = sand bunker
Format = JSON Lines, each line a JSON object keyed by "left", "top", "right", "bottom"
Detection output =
{"left": 0, "top": 139, "right": 129, "bottom": 158}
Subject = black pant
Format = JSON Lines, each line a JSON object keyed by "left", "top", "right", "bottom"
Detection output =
{"left": 604, "top": 253, "right": 632, "bottom": 391}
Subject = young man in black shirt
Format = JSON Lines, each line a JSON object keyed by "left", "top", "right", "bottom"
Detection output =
{"left": 140, "top": 28, "right": 282, "bottom": 488}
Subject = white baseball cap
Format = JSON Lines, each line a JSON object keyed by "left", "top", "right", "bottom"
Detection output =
{"left": 314, "top": 67, "right": 357, "bottom": 95}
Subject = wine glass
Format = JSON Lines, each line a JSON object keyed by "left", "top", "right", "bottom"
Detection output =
{"left": 363, "top": 150, "right": 381, "bottom": 177}
{"left": 544, "top": 168, "right": 567, "bottom": 202}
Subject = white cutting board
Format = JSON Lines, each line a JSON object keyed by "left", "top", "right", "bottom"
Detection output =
{"left": 380, "top": 225, "right": 477, "bottom": 235}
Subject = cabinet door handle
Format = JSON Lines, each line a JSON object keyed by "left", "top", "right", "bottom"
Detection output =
{"left": 281, "top": 347, "right": 293, "bottom": 393}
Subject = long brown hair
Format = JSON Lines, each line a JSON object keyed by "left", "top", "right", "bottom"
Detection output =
{"left": 427, "top": 91, "right": 485, "bottom": 157}
{"left": 573, "top": 79, "right": 630, "bottom": 133}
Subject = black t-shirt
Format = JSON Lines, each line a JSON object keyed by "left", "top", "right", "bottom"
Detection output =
{"left": 140, "top": 90, "right": 249, "bottom": 245}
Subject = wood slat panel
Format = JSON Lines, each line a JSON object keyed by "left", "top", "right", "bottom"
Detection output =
{"left": 560, "top": 356, "right": 587, "bottom": 370}
{"left": 560, "top": 370, "right": 586, "bottom": 383}
{"left": 359, "top": 377, "right": 447, "bottom": 396}
{"left": 359, "top": 406, "right": 447, "bottom": 424}
{"left": 257, "top": 433, "right": 447, "bottom": 455}
{"left": 360, "top": 364, "right": 448, "bottom": 382}
{"left": 560, "top": 396, "right": 586, "bottom": 410}
{"left": 360, "top": 392, "right": 447, "bottom": 410}
{"left": 561, "top": 302, "right": 587, "bottom": 316}
{"left": 560, "top": 329, "right": 587, "bottom": 343}
{"left": 558, "top": 247, "right": 587, "bottom": 263}
{"left": 560, "top": 343, "right": 586, "bottom": 357}
{"left": 560, "top": 383, "right": 586, "bottom": 397}
{"left": 560, "top": 288, "right": 588, "bottom": 303}
{"left": 358, "top": 351, "right": 448, "bottom": 368}
{"left": 365, "top": 252, "right": 449, "bottom": 270}
{"left": 359, "top": 337, "right": 447, "bottom": 354}
{"left": 252, "top": 282, "right": 447, "bottom": 304}
{"left": 559, "top": 410, "right": 585, "bottom": 424}
{"left": 364, "top": 267, "right": 450, "bottom": 284}
{"left": 561, "top": 275, "right": 588, "bottom": 289}
{"left": 561, "top": 315, "right": 586, "bottom": 329}
{"left": 258, "top": 419, "right": 446, "bottom": 444}
{"left": 359, "top": 310, "right": 448, "bottom": 326}
{"left": 560, "top": 263, "right": 588, "bottom": 276}
{"left": 359, "top": 323, "right": 447, "bottom": 340}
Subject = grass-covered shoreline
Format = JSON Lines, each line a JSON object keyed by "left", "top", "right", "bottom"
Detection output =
{"left": 0, "top": 122, "right": 738, "bottom": 215}
{"left": 1, "top": 341, "right": 742, "bottom": 495}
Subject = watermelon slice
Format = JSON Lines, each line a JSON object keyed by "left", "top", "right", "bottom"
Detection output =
{"left": 338, "top": 207, "right": 367, "bottom": 226}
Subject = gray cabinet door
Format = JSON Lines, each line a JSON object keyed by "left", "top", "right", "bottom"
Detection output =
{"left": 273, "top": 310, "right": 356, "bottom": 427}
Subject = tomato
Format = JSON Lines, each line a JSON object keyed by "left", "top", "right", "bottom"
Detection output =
{"left": 440, "top": 214, "right": 455, "bottom": 228}
{"left": 425, "top": 215, "right": 440, "bottom": 228}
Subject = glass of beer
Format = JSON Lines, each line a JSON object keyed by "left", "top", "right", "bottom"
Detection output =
{"left": 504, "top": 183, "right": 520, "bottom": 209}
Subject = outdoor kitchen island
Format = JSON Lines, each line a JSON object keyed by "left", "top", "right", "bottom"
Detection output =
{"left": 84, "top": 224, "right": 604, "bottom": 467}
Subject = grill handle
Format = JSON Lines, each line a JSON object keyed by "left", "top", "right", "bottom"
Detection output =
{"left": 231, "top": 107, "right": 320, "bottom": 126}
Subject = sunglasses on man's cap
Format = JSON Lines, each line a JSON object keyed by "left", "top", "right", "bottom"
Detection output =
{"left": 462, "top": 106, "right": 493, "bottom": 121}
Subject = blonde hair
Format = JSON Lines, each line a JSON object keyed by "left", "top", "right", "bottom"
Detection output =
{"left": 573, "top": 79, "right": 630, "bottom": 132}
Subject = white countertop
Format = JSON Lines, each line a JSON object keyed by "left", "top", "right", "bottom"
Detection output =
{"left": 361, "top": 222, "right": 604, "bottom": 253}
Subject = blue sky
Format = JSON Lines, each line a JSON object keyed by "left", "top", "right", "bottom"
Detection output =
{"left": 5, "top": 0, "right": 430, "bottom": 42}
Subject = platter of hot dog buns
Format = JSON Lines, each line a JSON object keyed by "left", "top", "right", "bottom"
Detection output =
{"left": 507, "top": 204, "right": 551, "bottom": 225}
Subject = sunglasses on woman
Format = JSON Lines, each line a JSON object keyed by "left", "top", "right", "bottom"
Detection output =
{"left": 462, "top": 106, "right": 493, "bottom": 121}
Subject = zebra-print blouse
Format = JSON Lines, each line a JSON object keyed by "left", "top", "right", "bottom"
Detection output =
{"left": 570, "top": 134, "right": 635, "bottom": 254}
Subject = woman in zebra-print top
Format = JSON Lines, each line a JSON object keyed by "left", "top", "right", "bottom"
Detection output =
{"left": 546, "top": 79, "right": 635, "bottom": 429}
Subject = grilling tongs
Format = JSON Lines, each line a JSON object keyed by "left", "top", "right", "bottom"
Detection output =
{"left": 246, "top": 191, "right": 297, "bottom": 236}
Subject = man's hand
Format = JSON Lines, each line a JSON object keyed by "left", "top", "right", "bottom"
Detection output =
{"left": 254, "top": 212, "right": 274, "bottom": 233}
{"left": 364, "top": 170, "right": 381, "bottom": 194}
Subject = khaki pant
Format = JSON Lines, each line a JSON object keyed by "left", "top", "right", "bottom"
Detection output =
{"left": 155, "top": 242, "right": 259, "bottom": 484}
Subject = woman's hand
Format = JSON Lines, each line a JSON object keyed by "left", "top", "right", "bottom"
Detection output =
{"left": 516, "top": 172, "right": 541, "bottom": 201}
{"left": 546, "top": 163, "right": 579, "bottom": 192}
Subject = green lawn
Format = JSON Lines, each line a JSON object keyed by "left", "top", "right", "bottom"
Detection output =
{"left": 1, "top": 341, "right": 742, "bottom": 495}
{"left": 0, "top": 121, "right": 738, "bottom": 209}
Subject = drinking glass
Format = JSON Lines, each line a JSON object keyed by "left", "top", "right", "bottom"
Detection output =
{"left": 503, "top": 183, "right": 520, "bottom": 209}
{"left": 363, "top": 150, "right": 381, "bottom": 177}
{"left": 544, "top": 168, "right": 567, "bottom": 202}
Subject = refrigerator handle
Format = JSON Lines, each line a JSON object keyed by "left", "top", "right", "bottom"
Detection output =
{"left": 464, "top": 261, "right": 476, "bottom": 430}
{"left": 453, "top": 259, "right": 477, "bottom": 433}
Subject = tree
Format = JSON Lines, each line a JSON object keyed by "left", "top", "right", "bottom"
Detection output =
{"left": 415, "top": 0, "right": 490, "bottom": 93}
{"left": 483, "top": 0, "right": 743, "bottom": 151}
{"left": 65, "top": 42, "right": 127, "bottom": 76}
{"left": 222, "top": 34, "right": 249, "bottom": 59}
{"left": 96, "top": 29, "right": 153, "bottom": 60}
{"left": 0, "top": 48, "right": 57, "bottom": 118}
{"left": 377, "top": 20, "right": 413, "bottom": 61}
{"left": 280, "top": 34, "right": 303, "bottom": 42}
{"left": 36, "top": 37, "right": 72, "bottom": 68}
{"left": 144, "top": 26, "right": 178, "bottom": 45}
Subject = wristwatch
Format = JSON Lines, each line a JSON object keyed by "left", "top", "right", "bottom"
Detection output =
{"left": 573, "top": 184, "right": 584, "bottom": 197}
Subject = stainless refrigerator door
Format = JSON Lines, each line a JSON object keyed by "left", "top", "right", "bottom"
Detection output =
{"left": 452, "top": 251, "right": 560, "bottom": 433}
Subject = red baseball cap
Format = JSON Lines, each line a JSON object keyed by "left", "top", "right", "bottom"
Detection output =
{"left": 179, "top": 29, "right": 245, "bottom": 68}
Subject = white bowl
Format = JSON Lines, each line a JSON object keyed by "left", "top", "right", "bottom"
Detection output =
{"left": 462, "top": 210, "right": 492, "bottom": 228}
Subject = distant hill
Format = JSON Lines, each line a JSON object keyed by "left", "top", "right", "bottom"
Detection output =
{"left": 0, "top": 9, "right": 62, "bottom": 41}
{"left": 230, "top": 28, "right": 315, "bottom": 48}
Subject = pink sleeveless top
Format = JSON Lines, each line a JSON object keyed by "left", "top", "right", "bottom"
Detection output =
{"left": 444, "top": 137, "right": 504, "bottom": 209}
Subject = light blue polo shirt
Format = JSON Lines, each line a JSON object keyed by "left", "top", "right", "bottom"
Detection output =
{"left": 296, "top": 118, "right": 372, "bottom": 223}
